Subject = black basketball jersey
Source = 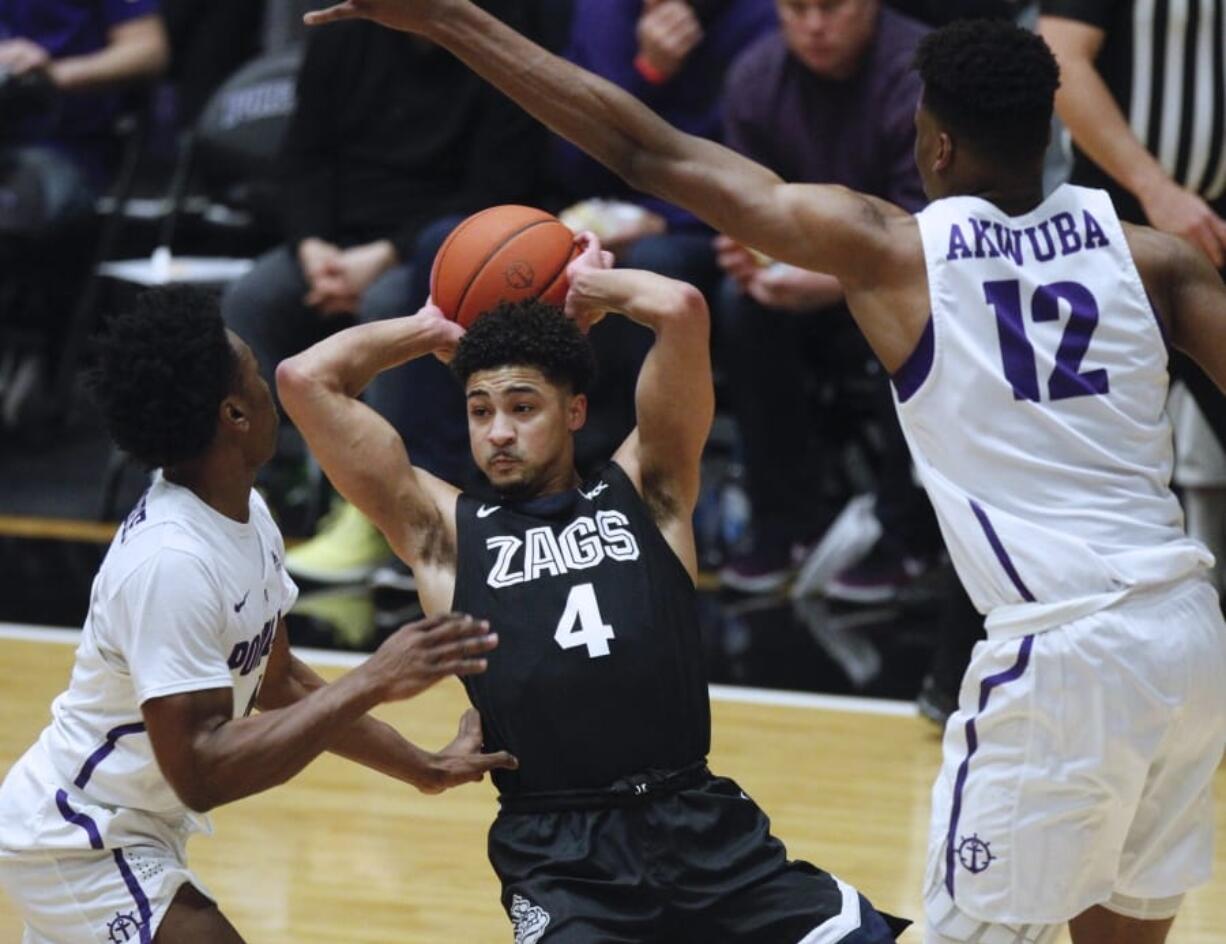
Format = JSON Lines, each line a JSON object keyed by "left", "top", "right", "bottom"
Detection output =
{"left": 451, "top": 461, "right": 711, "bottom": 797}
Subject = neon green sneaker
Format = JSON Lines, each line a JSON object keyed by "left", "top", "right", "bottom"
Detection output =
{"left": 285, "top": 500, "right": 393, "bottom": 584}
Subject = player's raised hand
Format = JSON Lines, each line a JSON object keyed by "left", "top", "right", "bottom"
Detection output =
{"left": 364, "top": 613, "right": 497, "bottom": 702}
{"left": 416, "top": 298, "right": 465, "bottom": 362}
{"left": 418, "top": 708, "right": 519, "bottom": 794}
{"left": 304, "top": 0, "right": 452, "bottom": 33}
{"left": 564, "top": 232, "right": 615, "bottom": 332}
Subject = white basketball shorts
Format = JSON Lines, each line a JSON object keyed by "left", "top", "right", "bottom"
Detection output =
{"left": 0, "top": 837, "right": 208, "bottom": 944}
{"left": 924, "top": 577, "right": 1226, "bottom": 934}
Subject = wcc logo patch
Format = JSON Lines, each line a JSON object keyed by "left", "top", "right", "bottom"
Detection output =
{"left": 509, "top": 893, "right": 550, "bottom": 944}
{"left": 956, "top": 833, "right": 997, "bottom": 874}
{"left": 107, "top": 910, "right": 144, "bottom": 942}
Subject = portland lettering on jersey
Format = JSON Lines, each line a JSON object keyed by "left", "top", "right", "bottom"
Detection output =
{"left": 485, "top": 510, "right": 641, "bottom": 589}
{"left": 946, "top": 210, "right": 1110, "bottom": 264}
{"left": 227, "top": 616, "right": 276, "bottom": 676}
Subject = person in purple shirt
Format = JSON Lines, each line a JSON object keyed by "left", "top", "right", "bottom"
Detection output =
{"left": 551, "top": 0, "right": 778, "bottom": 465}
{"left": 0, "top": 0, "right": 168, "bottom": 189}
{"left": 0, "top": 0, "right": 167, "bottom": 434}
{"left": 715, "top": 0, "right": 939, "bottom": 598}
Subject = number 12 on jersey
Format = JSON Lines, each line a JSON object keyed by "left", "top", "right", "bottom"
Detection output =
{"left": 985, "top": 279, "right": 1110, "bottom": 402}
{"left": 555, "top": 583, "right": 615, "bottom": 658}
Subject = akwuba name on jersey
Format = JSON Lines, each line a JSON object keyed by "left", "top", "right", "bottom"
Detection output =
{"left": 485, "top": 510, "right": 641, "bottom": 588}
{"left": 946, "top": 209, "right": 1111, "bottom": 264}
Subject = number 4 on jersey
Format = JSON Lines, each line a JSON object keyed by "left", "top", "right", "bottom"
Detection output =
{"left": 555, "top": 583, "right": 615, "bottom": 658}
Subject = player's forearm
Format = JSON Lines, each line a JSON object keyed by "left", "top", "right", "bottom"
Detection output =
{"left": 181, "top": 668, "right": 386, "bottom": 811}
{"left": 278, "top": 313, "right": 445, "bottom": 400}
{"left": 49, "top": 17, "right": 168, "bottom": 92}
{"left": 1041, "top": 22, "right": 1170, "bottom": 201}
{"left": 570, "top": 267, "right": 707, "bottom": 335}
{"left": 271, "top": 655, "right": 444, "bottom": 789}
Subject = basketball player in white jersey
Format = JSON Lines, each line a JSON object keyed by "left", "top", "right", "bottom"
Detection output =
{"left": 0, "top": 286, "right": 513, "bottom": 943}
{"left": 297, "top": 6, "right": 1226, "bottom": 943}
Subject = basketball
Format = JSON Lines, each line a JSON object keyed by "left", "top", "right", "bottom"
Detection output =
{"left": 430, "top": 205, "right": 580, "bottom": 328}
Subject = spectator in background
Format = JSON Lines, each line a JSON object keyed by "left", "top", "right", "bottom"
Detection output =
{"left": 551, "top": 0, "right": 778, "bottom": 463}
{"left": 0, "top": 0, "right": 168, "bottom": 190}
{"left": 222, "top": 5, "right": 541, "bottom": 584}
{"left": 715, "top": 0, "right": 937, "bottom": 597}
{"left": 0, "top": 0, "right": 168, "bottom": 429}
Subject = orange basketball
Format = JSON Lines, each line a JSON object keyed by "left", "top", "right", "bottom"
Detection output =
{"left": 430, "top": 205, "right": 581, "bottom": 328}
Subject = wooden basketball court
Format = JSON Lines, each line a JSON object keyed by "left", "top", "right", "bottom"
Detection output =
{"left": 1, "top": 631, "right": 1222, "bottom": 943}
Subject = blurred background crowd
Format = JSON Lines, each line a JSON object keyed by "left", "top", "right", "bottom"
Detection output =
{"left": 1, "top": 0, "right": 1223, "bottom": 724}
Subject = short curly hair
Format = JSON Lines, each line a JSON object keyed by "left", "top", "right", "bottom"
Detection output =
{"left": 90, "top": 285, "right": 238, "bottom": 469}
{"left": 915, "top": 19, "right": 1060, "bottom": 166}
{"left": 450, "top": 301, "right": 596, "bottom": 395}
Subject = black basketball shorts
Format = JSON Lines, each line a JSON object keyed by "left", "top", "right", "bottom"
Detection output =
{"left": 488, "top": 772, "right": 909, "bottom": 943}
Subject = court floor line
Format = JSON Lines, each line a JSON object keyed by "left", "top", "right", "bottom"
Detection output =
{"left": 0, "top": 622, "right": 919, "bottom": 718}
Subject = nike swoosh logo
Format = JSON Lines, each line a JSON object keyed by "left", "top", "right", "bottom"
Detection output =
{"left": 580, "top": 481, "right": 608, "bottom": 500}
{"left": 234, "top": 591, "right": 250, "bottom": 613}
{"left": 476, "top": 504, "right": 501, "bottom": 518}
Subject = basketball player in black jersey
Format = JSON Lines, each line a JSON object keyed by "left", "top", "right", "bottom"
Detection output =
{"left": 278, "top": 237, "right": 907, "bottom": 942}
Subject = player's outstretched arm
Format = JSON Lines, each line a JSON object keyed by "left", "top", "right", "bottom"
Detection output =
{"left": 143, "top": 614, "right": 502, "bottom": 812}
{"left": 256, "top": 621, "right": 517, "bottom": 794}
{"left": 565, "top": 237, "right": 711, "bottom": 577}
{"left": 304, "top": 0, "right": 903, "bottom": 288}
{"left": 276, "top": 308, "right": 461, "bottom": 571}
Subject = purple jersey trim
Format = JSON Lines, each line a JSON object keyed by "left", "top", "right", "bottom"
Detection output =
{"left": 55, "top": 789, "right": 103, "bottom": 850}
{"left": 113, "top": 849, "right": 154, "bottom": 943}
{"left": 969, "top": 500, "right": 1036, "bottom": 603}
{"left": 74, "top": 722, "right": 146, "bottom": 789}
{"left": 890, "top": 314, "right": 935, "bottom": 403}
{"left": 944, "top": 633, "right": 1035, "bottom": 899}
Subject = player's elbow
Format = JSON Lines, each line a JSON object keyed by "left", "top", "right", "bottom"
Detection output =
{"left": 169, "top": 775, "right": 219, "bottom": 814}
{"left": 275, "top": 357, "right": 316, "bottom": 411}
{"left": 665, "top": 283, "right": 710, "bottom": 332}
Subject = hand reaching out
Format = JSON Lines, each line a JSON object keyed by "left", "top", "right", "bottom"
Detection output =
{"left": 418, "top": 708, "right": 518, "bottom": 794}
{"left": 362, "top": 613, "right": 498, "bottom": 703}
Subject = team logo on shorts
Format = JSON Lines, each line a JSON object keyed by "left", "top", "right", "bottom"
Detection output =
{"left": 107, "top": 910, "right": 144, "bottom": 943}
{"left": 509, "top": 893, "right": 551, "bottom": 943}
{"left": 956, "top": 833, "right": 997, "bottom": 874}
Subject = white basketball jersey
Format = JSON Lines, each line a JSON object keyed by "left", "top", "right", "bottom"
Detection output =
{"left": 0, "top": 474, "right": 297, "bottom": 853}
{"left": 896, "top": 184, "right": 1212, "bottom": 639}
